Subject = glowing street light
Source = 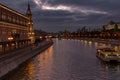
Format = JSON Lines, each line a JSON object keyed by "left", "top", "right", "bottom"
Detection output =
{"left": 8, "top": 36, "right": 14, "bottom": 50}
{"left": 8, "top": 36, "right": 13, "bottom": 41}
{"left": 39, "top": 36, "right": 43, "bottom": 39}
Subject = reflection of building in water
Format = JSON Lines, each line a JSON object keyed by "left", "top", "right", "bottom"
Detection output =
{"left": 84, "top": 40, "right": 88, "bottom": 46}
{"left": 94, "top": 42, "right": 98, "bottom": 47}
{"left": 3, "top": 60, "right": 35, "bottom": 80}
{"left": 100, "top": 61, "right": 120, "bottom": 72}
{"left": 37, "top": 46, "right": 53, "bottom": 79}
{"left": 88, "top": 41, "right": 92, "bottom": 47}
{"left": 25, "top": 61, "right": 35, "bottom": 79}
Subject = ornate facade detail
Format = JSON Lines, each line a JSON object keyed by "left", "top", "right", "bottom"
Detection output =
{"left": 0, "top": 3, "right": 29, "bottom": 42}
{"left": 26, "top": 2, "right": 35, "bottom": 43}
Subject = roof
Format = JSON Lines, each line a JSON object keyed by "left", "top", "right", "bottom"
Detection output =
{"left": 0, "top": 3, "right": 28, "bottom": 19}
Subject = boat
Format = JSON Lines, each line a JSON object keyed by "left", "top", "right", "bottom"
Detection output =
{"left": 96, "top": 47, "right": 120, "bottom": 62}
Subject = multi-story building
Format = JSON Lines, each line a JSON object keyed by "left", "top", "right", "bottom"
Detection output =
{"left": 0, "top": 2, "right": 34, "bottom": 52}
{"left": 100, "top": 21, "right": 120, "bottom": 39}
{"left": 104, "top": 21, "right": 120, "bottom": 31}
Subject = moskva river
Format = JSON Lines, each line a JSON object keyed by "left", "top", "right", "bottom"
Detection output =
{"left": 4, "top": 39, "right": 120, "bottom": 80}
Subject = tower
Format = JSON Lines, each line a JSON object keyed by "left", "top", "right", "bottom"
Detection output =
{"left": 26, "top": 0, "right": 35, "bottom": 43}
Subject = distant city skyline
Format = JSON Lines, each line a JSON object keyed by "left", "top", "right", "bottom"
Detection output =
{"left": 1, "top": 0, "right": 120, "bottom": 32}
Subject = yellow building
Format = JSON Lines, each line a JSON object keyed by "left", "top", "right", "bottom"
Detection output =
{"left": 104, "top": 21, "right": 120, "bottom": 30}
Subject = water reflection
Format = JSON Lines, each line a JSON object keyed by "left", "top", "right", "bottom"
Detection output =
{"left": 94, "top": 42, "right": 98, "bottom": 47}
{"left": 26, "top": 61, "right": 35, "bottom": 79}
{"left": 36, "top": 46, "right": 53, "bottom": 80}
{"left": 4, "top": 39, "right": 120, "bottom": 80}
{"left": 94, "top": 42, "right": 120, "bottom": 51}
{"left": 100, "top": 62, "right": 120, "bottom": 72}
{"left": 4, "top": 60, "right": 36, "bottom": 80}
{"left": 84, "top": 40, "right": 88, "bottom": 46}
{"left": 88, "top": 41, "right": 92, "bottom": 47}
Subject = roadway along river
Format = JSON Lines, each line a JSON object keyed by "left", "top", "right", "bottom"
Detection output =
{"left": 4, "top": 39, "right": 120, "bottom": 80}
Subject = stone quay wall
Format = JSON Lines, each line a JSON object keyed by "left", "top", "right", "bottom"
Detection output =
{"left": 0, "top": 40, "right": 53, "bottom": 78}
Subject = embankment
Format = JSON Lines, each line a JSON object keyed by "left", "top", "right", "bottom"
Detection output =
{"left": 0, "top": 41, "right": 53, "bottom": 79}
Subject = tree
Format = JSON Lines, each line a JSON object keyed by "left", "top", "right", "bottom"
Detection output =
{"left": 114, "top": 24, "right": 119, "bottom": 32}
{"left": 102, "top": 25, "right": 106, "bottom": 32}
{"left": 109, "top": 20, "right": 115, "bottom": 25}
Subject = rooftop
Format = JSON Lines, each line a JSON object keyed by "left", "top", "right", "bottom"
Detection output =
{"left": 0, "top": 3, "right": 28, "bottom": 19}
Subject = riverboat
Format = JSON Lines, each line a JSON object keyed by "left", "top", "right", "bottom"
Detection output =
{"left": 96, "top": 47, "right": 120, "bottom": 62}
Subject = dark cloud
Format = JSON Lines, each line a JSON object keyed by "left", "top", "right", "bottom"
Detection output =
{"left": 0, "top": 0, "right": 120, "bottom": 32}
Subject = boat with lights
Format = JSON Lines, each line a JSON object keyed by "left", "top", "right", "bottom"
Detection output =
{"left": 96, "top": 47, "right": 120, "bottom": 62}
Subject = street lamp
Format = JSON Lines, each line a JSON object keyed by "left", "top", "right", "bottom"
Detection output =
{"left": 8, "top": 36, "right": 13, "bottom": 50}
{"left": 39, "top": 36, "right": 43, "bottom": 39}
{"left": 8, "top": 36, "right": 13, "bottom": 41}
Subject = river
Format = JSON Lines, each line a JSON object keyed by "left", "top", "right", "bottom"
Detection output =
{"left": 4, "top": 39, "right": 120, "bottom": 80}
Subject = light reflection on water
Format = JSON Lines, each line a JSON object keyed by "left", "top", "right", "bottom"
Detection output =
{"left": 4, "top": 39, "right": 120, "bottom": 80}
{"left": 37, "top": 46, "right": 53, "bottom": 80}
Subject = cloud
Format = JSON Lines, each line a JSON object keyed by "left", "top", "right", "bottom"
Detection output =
{"left": 33, "top": 0, "right": 108, "bottom": 15}
{"left": 42, "top": 5, "right": 71, "bottom": 11}
{"left": 1, "top": 0, "right": 120, "bottom": 32}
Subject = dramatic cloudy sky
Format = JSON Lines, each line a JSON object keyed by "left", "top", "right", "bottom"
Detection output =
{"left": 0, "top": 0, "right": 120, "bottom": 32}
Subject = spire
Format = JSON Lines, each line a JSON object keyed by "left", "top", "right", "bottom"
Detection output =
{"left": 65, "top": 27, "right": 68, "bottom": 32}
{"left": 27, "top": 0, "right": 35, "bottom": 43}
{"left": 28, "top": 0, "right": 30, "bottom": 11}
{"left": 26, "top": 0, "right": 32, "bottom": 16}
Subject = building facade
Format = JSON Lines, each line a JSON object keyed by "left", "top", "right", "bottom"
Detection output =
{"left": 26, "top": 2, "right": 35, "bottom": 43}
{"left": 0, "top": 3, "right": 34, "bottom": 53}
{"left": 104, "top": 21, "right": 120, "bottom": 31}
{"left": 0, "top": 4, "right": 29, "bottom": 42}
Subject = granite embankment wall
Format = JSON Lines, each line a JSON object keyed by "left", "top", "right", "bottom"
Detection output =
{"left": 0, "top": 41, "right": 53, "bottom": 78}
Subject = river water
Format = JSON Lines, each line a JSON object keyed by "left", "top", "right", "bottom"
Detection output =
{"left": 4, "top": 39, "right": 120, "bottom": 80}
